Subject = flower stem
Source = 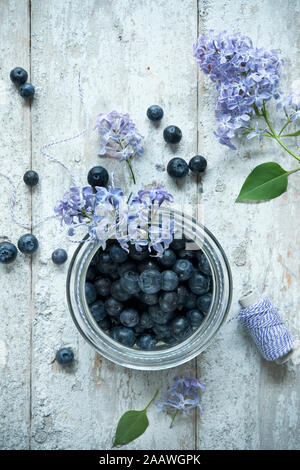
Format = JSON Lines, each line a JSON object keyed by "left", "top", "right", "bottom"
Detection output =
{"left": 144, "top": 390, "right": 159, "bottom": 412}
{"left": 126, "top": 159, "right": 136, "bottom": 184}
{"left": 262, "top": 104, "right": 300, "bottom": 163}
{"left": 170, "top": 410, "right": 179, "bottom": 429}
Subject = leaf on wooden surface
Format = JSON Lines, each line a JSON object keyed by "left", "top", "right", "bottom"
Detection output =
{"left": 113, "top": 409, "right": 149, "bottom": 447}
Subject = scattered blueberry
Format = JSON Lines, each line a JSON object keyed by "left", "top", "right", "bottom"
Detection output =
{"left": 186, "top": 309, "right": 205, "bottom": 328}
{"left": 167, "top": 158, "right": 189, "bottom": 178}
{"left": 159, "top": 292, "right": 178, "bottom": 313}
{"left": 55, "top": 348, "right": 74, "bottom": 365}
{"left": 173, "top": 259, "right": 193, "bottom": 281}
{"left": 85, "top": 282, "right": 97, "bottom": 304}
{"left": 170, "top": 316, "right": 191, "bottom": 340}
{"left": 138, "top": 269, "right": 162, "bottom": 294}
{"left": 109, "top": 245, "right": 128, "bottom": 263}
{"left": 105, "top": 297, "right": 123, "bottom": 317}
{"left": 161, "top": 270, "right": 179, "bottom": 291}
{"left": 111, "top": 280, "right": 132, "bottom": 301}
{"left": 147, "top": 105, "right": 164, "bottom": 121}
{"left": 0, "top": 241, "right": 18, "bottom": 264}
{"left": 110, "top": 326, "right": 136, "bottom": 347}
{"left": 18, "top": 234, "right": 39, "bottom": 255}
{"left": 158, "top": 248, "right": 176, "bottom": 267}
{"left": 94, "top": 276, "right": 111, "bottom": 297}
{"left": 19, "top": 83, "right": 35, "bottom": 99}
{"left": 90, "top": 300, "right": 106, "bottom": 322}
{"left": 188, "top": 155, "right": 207, "bottom": 174}
{"left": 163, "top": 125, "right": 182, "bottom": 144}
{"left": 120, "top": 308, "right": 139, "bottom": 328}
{"left": 120, "top": 271, "right": 140, "bottom": 294}
{"left": 197, "top": 293, "right": 212, "bottom": 314}
{"left": 189, "top": 272, "right": 210, "bottom": 295}
{"left": 52, "top": 248, "right": 68, "bottom": 265}
{"left": 23, "top": 170, "right": 39, "bottom": 187}
{"left": 87, "top": 166, "right": 109, "bottom": 187}
{"left": 10, "top": 67, "right": 28, "bottom": 86}
{"left": 137, "top": 334, "right": 157, "bottom": 350}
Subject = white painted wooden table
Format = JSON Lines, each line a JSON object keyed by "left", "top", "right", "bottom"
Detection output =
{"left": 0, "top": 0, "right": 299, "bottom": 450}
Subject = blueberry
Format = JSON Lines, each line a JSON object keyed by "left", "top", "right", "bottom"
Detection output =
{"left": 137, "top": 334, "right": 157, "bottom": 350}
{"left": 163, "top": 125, "right": 182, "bottom": 144}
{"left": 55, "top": 348, "right": 74, "bottom": 365}
{"left": 98, "top": 316, "right": 112, "bottom": 330}
{"left": 149, "top": 305, "right": 175, "bottom": 325}
{"left": 109, "top": 244, "right": 128, "bottom": 263}
{"left": 97, "top": 259, "right": 118, "bottom": 276}
{"left": 170, "top": 238, "right": 186, "bottom": 251}
{"left": 87, "top": 166, "right": 109, "bottom": 187}
{"left": 52, "top": 248, "right": 68, "bottom": 265}
{"left": 18, "top": 234, "right": 39, "bottom": 255}
{"left": 120, "top": 308, "right": 139, "bottom": 328}
{"left": 176, "top": 285, "right": 189, "bottom": 306}
{"left": 158, "top": 249, "right": 176, "bottom": 267}
{"left": 178, "top": 249, "right": 195, "bottom": 262}
{"left": 0, "top": 241, "right": 18, "bottom": 264}
{"left": 94, "top": 276, "right": 111, "bottom": 297}
{"left": 139, "top": 312, "right": 154, "bottom": 329}
{"left": 138, "top": 269, "right": 162, "bottom": 294}
{"left": 19, "top": 83, "right": 35, "bottom": 99}
{"left": 104, "top": 297, "right": 123, "bottom": 317}
{"left": 184, "top": 292, "right": 197, "bottom": 309}
{"left": 111, "top": 280, "right": 131, "bottom": 301}
{"left": 197, "top": 293, "right": 212, "bottom": 314}
{"left": 173, "top": 259, "right": 193, "bottom": 281}
{"left": 86, "top": 265, "right": 98, "bottom": 282}
{"left": 161, "top": 270, "right": 179, "bottom": 291}
{"left": 186, "top": 309, "right": 205, "bottom": 328}
{"left": 117, "top": 260, "right": 137, "bottom": 276}
{"left": 138, "top": 292, "right": 158, "bottom": 306}
{"left": 147, "top": 105, "right": 164, "bottom": 121}
{"left": 152, "top": 323, "right": 171, "bottom": 340}
{"left": 167, "top": 158, "right": 189, "bottom": 178}
{"left": 189, "top": 155, "right": 207, "bottom": 174}
{"left": 85, "top": 282, "right": 97, "bottom": 304}
{"left": 129, "top": 244, "right": 149, "bottom": 261}
{"left": 90, "top": 300, "right": 106, "bottom": 322}
{"left": 159, "top": 292, "right": 178, "bottom": 313}
{"left": 10, "top": 67, "right": 28, "bottom": 86}
{"left": 110, "top": 326, "right": 136, "bottom": 347}
{"left": 188, "top": 272, "right": 210, "bottom": 295}
{"left": 120, "top": 271, "right": 140, "bottom": 294}
{"left": 196, "top": 252, "right": 212, "bottom": 275}
{"left": 137, "top": 259, "right": 159, "bottom": 273}
{"left": 170, "top": 316, "right": 192, "bottom": 340}
{"left": 23, "top": 170, "right": 39, "bottom": 187}
{"left": 98, "top": 251, "right": 111, "bottom": 263}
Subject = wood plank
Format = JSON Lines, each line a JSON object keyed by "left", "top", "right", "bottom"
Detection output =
{"left": 30, "top": 0, "right": 198, "bottom": 449}
{"left": 197, "top": 0, "right": 300, "bottom": 450}
{"left": 0, "top": 0, "right": 31, "bottom": 450}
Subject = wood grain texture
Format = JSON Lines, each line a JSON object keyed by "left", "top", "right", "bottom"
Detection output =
{"left": 0, "top": 0, "right": 299, "bottom": 450}
{"left": 0, "top": 0, "right": 31, "bottom": 450}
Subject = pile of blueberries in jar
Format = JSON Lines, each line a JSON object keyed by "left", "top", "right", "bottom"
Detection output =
{"left": 85, "top": 237, "right": 213, "bottom": 350}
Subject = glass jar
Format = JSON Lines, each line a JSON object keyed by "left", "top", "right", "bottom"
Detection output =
{"left": 66, "top": 208, "right": 232, "bottom": 370}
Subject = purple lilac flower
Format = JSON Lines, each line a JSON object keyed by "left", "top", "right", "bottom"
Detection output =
{"left": 277, "top": 92, "right": 300, "bottom": 121}
{"left": 136, "top": 187, "right": 174, "bottom": 206}
{"left": 157, "top": 376, "right": 206, "bottom": 428}
{"left": 94, "top": 110, "right": 144, "bottom": 162}
{"left": 247, "top": 122, "right": 267, "bottom": 141}
{"left": 193, "top": 30, "right": 282, "bottom": 148}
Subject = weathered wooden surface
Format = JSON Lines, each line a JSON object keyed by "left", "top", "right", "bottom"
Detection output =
{"left": 0, "top": 0, "right": 299, "bottom": 450}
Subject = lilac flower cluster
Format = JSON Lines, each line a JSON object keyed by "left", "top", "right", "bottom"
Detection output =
{"left": 157, "top": 376, "right": 206, "bottom": 425}
{"left": 94, "top": 110, "right": 144, "bottom": 162}
{"left": 55, "top": 183, "right": 174, "bottom": 256}
{"left": 193, "top": 30, "right": 282, "bottom": 148}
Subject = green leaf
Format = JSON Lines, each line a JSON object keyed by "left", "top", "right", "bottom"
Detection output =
{"left": 282, "top": 130, "right": 300, "bottom": 137}
{"left": 113, "top": 410, "right": 149, "bottom": 447}
{"left": 236, "top": 162, "right": 289, "bottom": 201}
